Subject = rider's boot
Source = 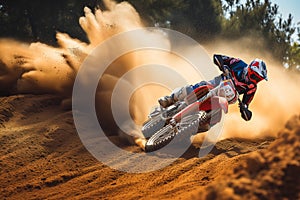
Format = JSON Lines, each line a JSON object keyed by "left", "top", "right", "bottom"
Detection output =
{"left": 158, "top": 95, "right": 174, "bottom": 108}
{"left": 158, "top": 85, "right": 192, "bottom": 108}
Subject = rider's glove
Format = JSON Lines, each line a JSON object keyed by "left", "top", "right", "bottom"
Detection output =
{"left": 223, "top": 65, "right": 230, "bottom": 76}
{"left": 239, "top": 103, "right": 252, "bottom": 121}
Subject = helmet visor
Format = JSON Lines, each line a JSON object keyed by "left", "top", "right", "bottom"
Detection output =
{"left": 249, "top": 72, "right": 264, "bottom": 83}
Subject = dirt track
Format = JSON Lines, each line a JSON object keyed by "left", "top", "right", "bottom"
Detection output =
{"left": 0, "top": 95, "right": 299, "bottom": 199}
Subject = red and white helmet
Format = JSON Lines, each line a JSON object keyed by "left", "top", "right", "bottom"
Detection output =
{"left": 247, "top": 59, "right": 268, "bottom": 84}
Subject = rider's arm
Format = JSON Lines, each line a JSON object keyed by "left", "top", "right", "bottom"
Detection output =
{"left": 242, "top": 84, "right": 257, "bottom": 106}
{"left": 213, "top": 54, "right": 234, "bottom": 67}
{"left": 240, "top": 85, "right": 256, "bottom": 121}
{"left": 213, "top": 54, "right": 242, "bottom": 70}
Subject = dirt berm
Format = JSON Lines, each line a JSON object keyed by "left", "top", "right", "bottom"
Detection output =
{"left": 0, "top": 95, "right": 299, "bottom": 199}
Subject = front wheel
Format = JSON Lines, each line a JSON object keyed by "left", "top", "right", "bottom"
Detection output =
{"left": 141, "top": 116, "right": 166, "bottom": 138}
{"left": 145, "top": 112, "right": 206, "bottom": 152}
{"left": 145, "top": 124, "right": 176, "bottom": 152}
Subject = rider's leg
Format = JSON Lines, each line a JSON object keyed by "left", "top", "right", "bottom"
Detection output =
{"left": 158, "top": 95, "right": 175, "bottom": 108}
{"left": 158, "top": 85, "right": 193, "bottom": 108}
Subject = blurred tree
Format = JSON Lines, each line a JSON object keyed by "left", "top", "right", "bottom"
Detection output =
{"left": 125, "top": 0, "right": 223, "bottom": 41}
{"left": 123, "top": 0, "right": 186, "bottom": 25}
{"left": 172, "top": 0, "right": 223, "bottom": 41}
{"left": 0, "top": 0, "right": 102, "bottom": 44}
{"left": 288, "top": 42, "right": 300, "bottom": 70}
{"left": 0, "top": 0, "right": 299, "bottom": 68}
{"left": 287, "top": 27, "right": 300, "bottom": 70}
{"left": 0, "top": 0, "right": 32, "bottom": 42}
{"left": 221, "top": 0, "right": 298, "bottom": 68}
{"left": 222, "top": 0, "right": 241, "bottom": 17}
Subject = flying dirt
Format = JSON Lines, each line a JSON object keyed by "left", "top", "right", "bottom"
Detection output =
{"left": 0, "top": 0, "right": 212, "bottom": 148}
{"left": 0, "top": 0, "right": 300, "bottom": 199}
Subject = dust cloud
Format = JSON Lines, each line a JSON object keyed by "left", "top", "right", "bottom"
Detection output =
{"left": 0, "top": 0, "right": 197, "bottom": 143}
{"left": 0, "top": 0, "right": 144, "bottom": 97}
{"left": 0, "top": 0, "right": 299, "bottom": 143}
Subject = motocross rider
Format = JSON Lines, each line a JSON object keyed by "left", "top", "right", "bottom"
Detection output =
{"left": 158, "top": 54, "right": 268, "bottom": 121}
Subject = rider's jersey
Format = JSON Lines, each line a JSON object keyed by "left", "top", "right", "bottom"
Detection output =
{"left": 193, "top": 54, "right": 257, "bottom": 106}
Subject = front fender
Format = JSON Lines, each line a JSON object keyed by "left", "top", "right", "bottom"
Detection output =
{"left": 212, "top": 96, "right": 228, "bottom": 114}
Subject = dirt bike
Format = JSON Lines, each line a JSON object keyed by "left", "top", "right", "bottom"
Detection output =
{"left": 142, "top": 71, "right": 239, "bottom": 152}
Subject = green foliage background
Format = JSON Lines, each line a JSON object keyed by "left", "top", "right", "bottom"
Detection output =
{"left": 0, "top": 0, "right": 299, "bottom": 69}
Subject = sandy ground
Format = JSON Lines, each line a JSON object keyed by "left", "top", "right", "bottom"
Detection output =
{"left": 0, "top": 94, "right": 299, "bottom": 199}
